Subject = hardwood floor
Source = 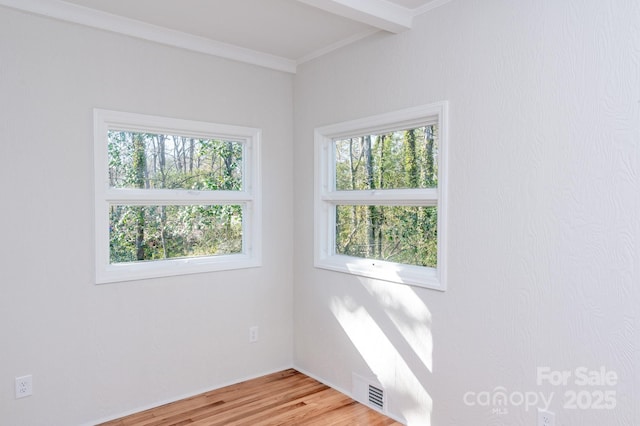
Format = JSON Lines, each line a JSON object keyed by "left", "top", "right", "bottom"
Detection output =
{"left": 98, "top": 369, "right": 402, "bottom": 426}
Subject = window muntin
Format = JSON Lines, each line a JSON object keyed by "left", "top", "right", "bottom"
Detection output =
{"left": 94, "top": 109, "right": 261, "bottom": 283}
{"left": 315, "top": 102, "right": 447, "bottom": 290}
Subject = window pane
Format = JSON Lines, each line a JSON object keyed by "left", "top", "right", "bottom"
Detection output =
{"left": 334, "top": 125, "right": 438, "bottom": 190}
{"left": 335, "top": 205, "right": 437, "bottom": 268}
{"left": 108, "top": 131, "right": 243, "bottom": 190}
{"left": 109, "top": 204, "right": 242, "bottom": 264}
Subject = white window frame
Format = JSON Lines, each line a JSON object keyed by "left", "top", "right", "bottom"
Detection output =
{"left": 94, "top": 109, "right": 262, "bottom": 284}
{"left": 314, "top": 102, "right": 448, "bottom": 290}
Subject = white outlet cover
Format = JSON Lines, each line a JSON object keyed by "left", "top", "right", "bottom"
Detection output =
{"left": 537, "top": 408, "right": 555, "bottom": 426}
{"left": 249, "top": 326, "right": 259, "bottom": 343}
{"left": 15, "top": 375, "right": 33, "bottom": 399}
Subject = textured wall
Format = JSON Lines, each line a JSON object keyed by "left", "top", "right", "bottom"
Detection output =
{"left": 0, "top": 7, "right": 294, "bottom": 426}
{"left": 293, "top": 0, "right": 640, "bottom": 424}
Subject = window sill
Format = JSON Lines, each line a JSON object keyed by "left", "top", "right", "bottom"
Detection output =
{"left": 96, "top": 254, "right": 261, "bottom": 284}
{"left": 315, "top": 254, "right": 445, "bottom": 291}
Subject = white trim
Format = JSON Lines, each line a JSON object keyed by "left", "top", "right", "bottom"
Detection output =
{"left": 322, "top": 188, "right": 439, "bottom": 205}
{"left": 296, "top": 0, "right": 413, "bottom": 33}
{"left": 92, "top": 109, "right": 260, "bottom": 143}
{"left": 293, "top": 366, "right": 407, "bottom": 424}
{"left": 83, "top": 365, "right": 293, "bottom": 426}
{"left": 411, "top": 0, "right": 454, "bottom": 16}
{"left": 315, "top": 105, "right": 440, "bottom": 139}
{"left": 314, "top": 102, "right": 448, "bottom": 291}
{"left": 85, "top": 364, "right": 406, "bottom": 426}
{"left": 0, "top": 0, "right": 296, "bottom": 73}
{"left": 101, "top": 190, "right": 255, "bottom": 204}
{"left": 0, "top": 0, "right": 453, "bottom": 73}
{"left": 94, "top": 109, "right": 262, "bottom": 284}
{"left": 296, "top": 28, "right": 379, "bottom": 65}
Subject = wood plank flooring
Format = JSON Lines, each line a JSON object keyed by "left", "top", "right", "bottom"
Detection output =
{"left": 98, "top": 369, "right": 402, "bottom": 426}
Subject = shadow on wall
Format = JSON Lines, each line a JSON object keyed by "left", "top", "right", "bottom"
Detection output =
{"left": 330, "top": 274, "right": 434, "bottom": 425}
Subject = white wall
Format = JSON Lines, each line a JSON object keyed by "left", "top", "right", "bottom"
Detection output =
{"left": 2, "top": 1, "right": 639, "bottom": 425}
{"left": 0, "top": 7, "right": 293, "bottom": 426}
{"left": 293, "top": 0, "right": 639, "bottom": 425}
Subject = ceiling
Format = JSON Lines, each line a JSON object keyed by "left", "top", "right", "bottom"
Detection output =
{"left": 0, "top": 0, "right": 451, "bottom": 73}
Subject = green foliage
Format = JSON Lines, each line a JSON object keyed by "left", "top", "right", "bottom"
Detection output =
{"left": 334, "top": 125, "right": 439, "bottom": 268}
{"left": 107, "top": 131, "right": 244, "bottom": 264}
{"left": 108, "top": 131, "right": 243, "bottom": 190}
{"left": 109, "top": 205, "right": 242, "bottom": 264}
{"left": 335, "top": 126, "right": 437, "bottom": 190}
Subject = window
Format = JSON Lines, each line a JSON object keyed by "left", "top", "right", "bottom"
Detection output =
{"left": 94, "top": 109, "right": 261, "bottom": 283}
{"left": 314, "top": 102, "right": 448, "bottom": 290}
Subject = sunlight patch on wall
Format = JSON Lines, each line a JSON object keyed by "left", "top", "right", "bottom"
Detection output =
{"left": 366, "top": 280, "right": 433, "bottom": 372}
{"left": 330, "top": 294, "right": 433, "bottom": 424}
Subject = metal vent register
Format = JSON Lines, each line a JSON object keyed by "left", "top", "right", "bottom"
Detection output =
{"left": 368, "top": 384, "right": 384, "bottom": 409}
{"left": 352, "top": 372, "right": 385, "bottom": 412}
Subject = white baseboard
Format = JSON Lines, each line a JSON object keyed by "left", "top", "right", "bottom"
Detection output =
{"left": 84, "top": 364, "right": 406, "bottom": 426}
{"left": 292, "top": 364, "right": 406, "bottom": 425}
{"left": 83, "top": 364, "right": 293, "bottom": 426}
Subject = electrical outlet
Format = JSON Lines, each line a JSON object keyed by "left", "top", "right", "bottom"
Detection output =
{"left": 537, "top": 409, "right": 555, "bottom": 426}
{"left": 15, "top": 375, "right": 32, "bottom": 399}
{"left": 249, "top": 326, "right": 259, "bottom": 343}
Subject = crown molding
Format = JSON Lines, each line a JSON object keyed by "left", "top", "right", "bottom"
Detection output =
{"left": 296, "top": 0, "right": 413, "bottom": 33}
{"left": 0, "top": 0, "right": 297, "bottom": 73}
{"left": 411, "top": 0, "right": 453, "bottom": 16}
{"left": 297, "top": 28, "right": 378, "bottom": 65}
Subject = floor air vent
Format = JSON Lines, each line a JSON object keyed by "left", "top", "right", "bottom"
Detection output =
{"left": 368, "top": 384, "right": 384, "bottom": 410}
{"left": 352, "top": 373, "right": 385, "bottom": 412}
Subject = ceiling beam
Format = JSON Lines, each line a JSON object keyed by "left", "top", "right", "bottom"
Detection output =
{"left": 297, "top": 0, "right": 413, "bottom": 33}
